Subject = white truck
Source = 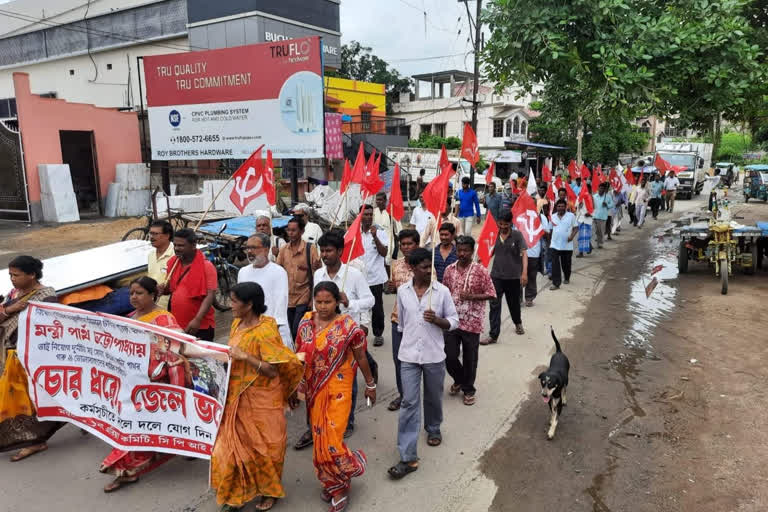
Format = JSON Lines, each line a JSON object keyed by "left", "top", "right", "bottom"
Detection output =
{"left": 655, "top": 142, "right": 713, "bottom": 199}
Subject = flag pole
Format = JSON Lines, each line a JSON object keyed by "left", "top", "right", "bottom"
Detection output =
{"left": 164, "top": 172, "right": 238, "bottom": 285}
{"left": 427, "top": 218, "right": 439, "bottom": 309}
{"left": 340, "top": 231, "right": 357, "bottom": 291}
{"left": 388, "top": 202, "right": 395, "bottom": 281}
{"left": 329, "top": 188, "right": 348, "bottom": 231}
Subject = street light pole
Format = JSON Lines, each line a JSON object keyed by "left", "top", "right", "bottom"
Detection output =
{"left": 462, "top": 0, "right": 482, "bottom": 186}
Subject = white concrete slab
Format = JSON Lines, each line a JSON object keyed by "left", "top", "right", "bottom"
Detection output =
{"left": 116, "top": 188, "right": 150, "bottom": 217}
{"left": 38, "top": 164, "right": 80, "bottom": 223}
{"left": 115, "top": 163, "right": 150, "bottom": 191}
{"left": 104, "top": 182, "right": 121, "bottom": 218}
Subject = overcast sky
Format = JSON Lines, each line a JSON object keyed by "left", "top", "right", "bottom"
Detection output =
{"left": 340, "top": 0, "right": 475, "bottom": 78}
{"left": 0, "top": 0, "right": 476, "bottom": 78}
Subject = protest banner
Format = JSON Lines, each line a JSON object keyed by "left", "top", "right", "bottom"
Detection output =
{"left": 17, "top": 302, "right": 231, "bottom": 459}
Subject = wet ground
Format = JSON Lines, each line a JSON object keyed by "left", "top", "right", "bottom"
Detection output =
{"left": 480, "top": 194, "right": 768, "bottom": 511}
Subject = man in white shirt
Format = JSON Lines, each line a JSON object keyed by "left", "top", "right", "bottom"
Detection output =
{"left": 293, "top": 204, "right": 324, "bottom": 244}
{"left": 147, "top": 220, "right": 174, "bottom": 309}
{"left": 410, "top": 196, "right": 434, "bottom": 241}
{"left": 237, "top": 233, "right": 293, "bottom": 349}
{"left": 361, "top": 204, "right": 389, "bottom": 346}
{"left": 549, "top": 199, "right": 579, "bottom": 290}
{"left": 374, "top": 191, "right": 403, "bottom": 268}
{"left": 388, "top": 248, "right": 459, "bottom": 481}
{"left": 663, "top": 171, "right": 680, "bottom": 213}
{"left": 255, "top": 215, "right": 286, "bottom": 263}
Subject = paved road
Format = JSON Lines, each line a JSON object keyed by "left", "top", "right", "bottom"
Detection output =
{"left": 0, "top": 192, "right": 713, "bottom": 512}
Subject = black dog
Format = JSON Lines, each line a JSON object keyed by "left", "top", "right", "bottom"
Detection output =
{"left": 538, "top": 327, "right": 570, "bottom": 440}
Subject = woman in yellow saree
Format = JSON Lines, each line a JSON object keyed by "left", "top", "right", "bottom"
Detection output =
{"left": 295, "top": 282, "right": 377, "bottom": 512}
{"left": 211, "top": 282, "right": 303, "bottom": 512}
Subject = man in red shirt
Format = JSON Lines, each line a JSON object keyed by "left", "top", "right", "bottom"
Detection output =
{"left": 159, "top": 228, "right": 217, "bottom": 341}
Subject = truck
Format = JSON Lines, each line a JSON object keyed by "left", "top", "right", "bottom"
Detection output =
{"left": 655, "top": 142, "right": 713, "bottom": 199}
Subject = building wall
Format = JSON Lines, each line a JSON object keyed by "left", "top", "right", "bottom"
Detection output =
{"left": 325, "top": 76, "right": 386, "bottom": 116}
{"left": 13, "top": 73, "right": 142, "bottom": 222}
{"left": 0, "top": 37, "right": 190, "bottom": 111}
{"left": 392, "top": 92, "right": 531, "bottom": 150}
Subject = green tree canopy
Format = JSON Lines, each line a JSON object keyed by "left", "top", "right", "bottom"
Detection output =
{"left": 482, "top": 0, "right": 765, "bottom": 157}
{"left": 327, "top": 41, "right": 412, "bottom": 114}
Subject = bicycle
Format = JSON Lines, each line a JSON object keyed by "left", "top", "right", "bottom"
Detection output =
{"left": 200, "top": 224, "right": 246, "bottom": 312}
{"left": 121, "top": 189, "right": 189, "bottom": 241}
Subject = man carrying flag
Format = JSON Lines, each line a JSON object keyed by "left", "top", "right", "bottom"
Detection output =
{"left": 482, "top": 209, "right": 528, "bottom": 343}
{"left": 512, "top": 190, "right": 548, "bottom": 307}
{"left": 575, "top": 183, "right": 594, "bottom": 258}
{"left": 360, "top": 204, "right": 390, "bottom": 346}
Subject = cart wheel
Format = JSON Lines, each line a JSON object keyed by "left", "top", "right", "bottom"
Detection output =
{"left": 213, "top": 266, "right": 236, "bottom": 312}
{"left": 678, "top": 241, "right": 689, "bottom": 274}
{"left": 720, "top": 259, "right": 728, "bottom": 295}
{"left": 122, "top": 227, "right": 149, "bottom": 241}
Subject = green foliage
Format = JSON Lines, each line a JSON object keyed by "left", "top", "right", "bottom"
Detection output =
{"left": 716, "top": 132, "right": 754, "bottom": 162}
{"left": 482, "top": 0, "right": 765, "bottom": 157}
{"left": 408, "top": 133, "right": 462, "bottom": 150}
{"left": 528, "top": 97, "right": 648, "bottom": 163}
{"left": 327, "top": 42, "right": 412, "bottom": 114}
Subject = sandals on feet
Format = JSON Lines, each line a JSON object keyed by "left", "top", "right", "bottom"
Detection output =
{"left": 329, "top": 495, "right": 348, "bottom": 512}
{"left": 388, "top": 396, "right": 402, "bottom": 411}
{"left": 449, "top": 384, "right": 461, "bottom": 396}
{"left": 255, "top": 497, "right": 276, "bottom": 511}
{"left": 294, "top": 430, "right": 313, "bottom": 450}
{"left": 103, "top": 476, "right": 139, "bottom": 493}
{"left": 515, "top": 324, "right": 525, "bottom": 335}
{"left": 388, "top": 461, "right": 419, "bottom": 480}
{"left": 10, "top": 444, "right": 47, "bottom": 462}
{"left": 479, "top": 337, "right": 497, "bottom": 346}
{"left": 463, "top": 394, "right": 476, "bottom": 406}
{"left": 427, "top": 433, "right": 442, "bottom": 447}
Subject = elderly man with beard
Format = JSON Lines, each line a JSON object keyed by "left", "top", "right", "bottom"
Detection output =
{"left": 237, "top": 232, "right": 293, "bottom": 349}
{"left": 255, "top": 215, "right": 286, "bottom": 262}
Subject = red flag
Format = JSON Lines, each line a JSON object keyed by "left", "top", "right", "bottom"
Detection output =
{"left": 476, "top": 213, "right": 499, "bottom": 267}
{"left": 365, "top": 149, "right": 377, "bottom": 176}
{"left": 439, "top": 144, "right": 451, "bottom": 171}
{"left": 609, "top": 168, "right": 622, "bottom": 193}
{"left": 512, "top": 190, "right": 545, "bottom": 248}
{"left": 624, "top": 168, "right": 636, "bottom": 186}
{"left": 349, "top": 143, "right": 367, "bottom": 186}
{"left": 485, "top": 161, "right": 495, "bottom": 184}
{"left": 389, "top": 164, "right": 405, "bottom": 221}
{"left": 342, "top": 208, "right": 366, "bottom": 263}
{"left": 580, "top": 163, "right": 590, "bottom": 181}
{"left": 460, "top": 124, "right": 480, "bottom": 167}
{"left": 361, "top": 153, "right": 385, "bottom": 198}
{"left": 228, "top": 145, "right": 267, "bottom": 214}
{"left": 340, "top": 159, "right": 354, "bottom": 195}
{"left": 654, "top": 153, "right": 671, "bottom": 173}
{"left": 264, "top": 150, "right": 277, "bottom": 206}
{"left": 564, "top": 182, "right": 577, "bottom": 203}
{"left": 422, "top": 164, "right": 455, "bottom": 218}
{"left": 554, "top": 175, "right": 564, "bottom": 191}
{"left": 577, "top": 182, "right": 594, "bottom": 214}
{"left": 651, "top": 264, "right": 664, "bottom": 276}
{"left": 542, "top": 164, "right": 552, "bottom": 183}
{"left": 568, "top": 160, "right": 578, "bottom": 180}
{"left": 597, "top": 165, "right": 607, "bottom": 185}
{"left": 546, "top": 182, "right": 556, "bottom": 202}
{"left": 670, "top": 165, "right": 686, "bottom": 174}
{"left": 645, "top": 277, "right": 659, "bottom": 298}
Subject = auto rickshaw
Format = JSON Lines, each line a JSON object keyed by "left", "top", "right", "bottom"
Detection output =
{"left": 743, "top": 164, "right": 768, "bottom": 202}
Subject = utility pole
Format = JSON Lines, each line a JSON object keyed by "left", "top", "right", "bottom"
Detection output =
{"left": 462, "top": 0, "right": 482, "bottom": 185}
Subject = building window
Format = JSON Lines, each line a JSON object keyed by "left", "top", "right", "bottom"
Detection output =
{"left": 433, "top": 123, "right": 446, "bottom": 137}
{"left": 493, "top": 119, "right": 503, "bottom": 138}
{"left": 399, "top": 125, "right": 412, "bottom": 138}
{"left": 0, "top": 98, "right": 17, "bottom": 118}
{"left": 69, "top": 69, "right": 75, "bottom": 76}
{"left": 361, "top": 110, "right": 371, "bottom": 131}
{"left": 505, "top": 119, "right": 512, "bottom": 137}
{"left": 513, "top": 117, "right": 520, "bottom": 135}
{"left": 521, "top": 120, "right": 527, "bottom": 137}
{"left": 420, "top": 124, "right": 432, "bottom": 135}
{"left": 106, "top": 63, "right": 113, "bottom": 70}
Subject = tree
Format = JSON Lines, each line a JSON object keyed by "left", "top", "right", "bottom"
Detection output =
{"left": 407, "top": 133, "right": 462, "bottom": 150}
{"left": 482, "top": 0, "right": 764, "bottom": 160}
{"left": 327, "top": 42, "right": 412, "bottom": 113}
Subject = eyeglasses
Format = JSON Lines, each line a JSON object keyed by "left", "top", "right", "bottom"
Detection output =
{"left": 245, "top": 245, "right": 264, "bottom": 251}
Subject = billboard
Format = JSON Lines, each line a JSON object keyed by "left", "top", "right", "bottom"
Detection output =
{"left": 144, "top": 37, "right": 324, "bottom": 160}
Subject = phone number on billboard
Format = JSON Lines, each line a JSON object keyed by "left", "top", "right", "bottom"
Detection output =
{"left": 170, "top": 135, "right": 221, "bottom": 143}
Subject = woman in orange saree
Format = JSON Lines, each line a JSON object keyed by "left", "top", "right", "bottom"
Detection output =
{"left": 99, "top": 277, "right": 182, "bottom": 492}
{"left": 211, "top": 282, "right": 303, "bottom": 512}
{"left": 295, "top": 282, "right": 377, "bottom": 512}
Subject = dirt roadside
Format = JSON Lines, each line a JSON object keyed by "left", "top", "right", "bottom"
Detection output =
{"left": 480, "top": 204, "right": 768, "bottom": 511}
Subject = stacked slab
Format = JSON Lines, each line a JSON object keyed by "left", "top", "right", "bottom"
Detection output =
{"left": 38, "top": 164, "right": 80, "bottom": 223}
